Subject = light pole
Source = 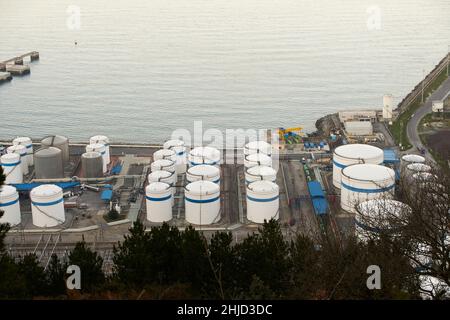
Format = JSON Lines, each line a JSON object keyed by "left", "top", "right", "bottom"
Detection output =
{"left": 447, "top": 44, "right": 449, "bottom": 77}
{"left": 421, "top": 69, "right": 425, "bottom": 103}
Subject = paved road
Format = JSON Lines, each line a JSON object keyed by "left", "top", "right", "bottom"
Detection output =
{"left": 406, "top": 73, "right": 450, "bottom": 162}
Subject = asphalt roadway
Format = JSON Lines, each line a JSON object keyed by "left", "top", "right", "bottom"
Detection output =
{"left": 406, "top": 72, "right": 450, "bottom": 163}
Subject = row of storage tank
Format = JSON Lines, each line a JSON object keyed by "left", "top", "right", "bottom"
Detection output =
{"left": 0, "top": 184, "right": 66, "bottom": 228}
{"left": 332, "top": 143, "right": 436, "bottom": 242}
{"left": 145, "top": 140, "right": 280, "bottom": 225}
{"left": 0, "top": 135, "right": 113, "bottom": 184}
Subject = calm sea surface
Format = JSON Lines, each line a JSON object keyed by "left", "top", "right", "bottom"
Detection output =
{"left": 1, "top": 0, "right": 450, "bottom": 143}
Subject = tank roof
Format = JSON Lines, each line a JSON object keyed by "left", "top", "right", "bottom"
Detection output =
{"left": 7, "top": 145, "right": 26, "bottom": 152}
{"left": 248, "top": 180, "right": 279, "bottom": 193}
{"left": 334, "top": 144, "right": 383, "bottom": 159}
{"left": 164, "top": 139, "right": 184, "bottom": 148}
{"left": 82, "top": 151, "right": 102, "bottom": 159}
{"left": 13, "top": 136, "right": 31, "bottom": 144}
{"left": 185, "top": 180, "right": 220, "bottom": 195}
{"left": 188, "top": 164, "right": 220, "bottom": 176}
{"left": 247, "top": 165, "right": 276, "bottom": 176}
{"left": 342, "top": 164, "right": 395, "bottom": 181}
{"left": 246, "top": 153, "right": 272, "bottom": 162}
{"left": 146, "top": 182, "right": 170, "bottom": 193}
{"left": 357, "top": 199, "right": 411, "bottom": 218}
{"left": 1, "top": 153, "right": 20, "bottom": 161}
{"left": 0, "top": 185, "right": 18, "bottom": 198}
{"left": 30, "top": 184, "right": 63, "bottom": 197}
{"left": 152, "top": 159, "right": 174, "bottom": 166}
{"left": 402, "top": 154, "right": 425, "bottom": 163}
{"left": 35, "top": 147, "right": 62, "bottom": 157}
{"left": 41, "top": 135, "right": 68, "bottom": 144}
{"left": 407, "top": 163, "right": 431, "bottom": 172}
{"left": 90, "top": 135, "right": 109, "bottom": 141}
{"left": 148, "top": 170, "right": 173, "bottom": 179}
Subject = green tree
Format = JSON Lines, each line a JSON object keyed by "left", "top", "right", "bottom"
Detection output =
{"left": 234, "top": 219, "right": 290, "bottom": 297}
{"left": 18, "top": 253, "right": 49, "bottom": 297}
{"left": 69, "top": 241, "right": 105, "bottom": 292}
{"left": 46, "top": 254, "right": 68, "bottom": 296}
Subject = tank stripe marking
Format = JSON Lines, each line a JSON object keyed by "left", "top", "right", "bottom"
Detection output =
{"left": 145, "top": 195, "right": 172, "bottom": 202}
{"left": 185, "top": 196, "right": 220, "bottom": 203}
{"left": 177, "top": 151, "right": 185, "bottom": 156}
{"left": 333, "top": 160, "right": 384, "bottom": 169}
{"left": 341, "top": 183, "right": 394, "bottom": 193}
{"left": 189, "top": 161, "right": 219, "bottom": 166}
{"left": 245, "top": 179, "right": 276, "bottom": 184}
{"left": 25, "top": 144, "right": 32, "bottom": 149}
{"left": 32, "top": 198, "right": 64, "bottom": 206}
{"left": 247, "top": 195, "right": 279, "bottom": 202}
{"left": 0, "top": 197, "right": 19, "bottom": 207}
{"left": 1, "top": 161, "right": 21, "bottom": 167}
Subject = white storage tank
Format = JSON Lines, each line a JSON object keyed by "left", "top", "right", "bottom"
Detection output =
{"left": 7, "top": 145, "right": 29, "bottom": 175}
{"left": 13, "top": 137, "right": 33, "bottom": 166}
{"left": 148, "top": 170, "right": 177, "bottom": 206}
{"left": 401, "top": 154, "right": 425, "bottom": 168}
{"left": 34, "top": 147, "right": 64, "bottom": 179}
{"left": 186, "top": 164, "right": 221, "bottom": 185}
{"left": 151, "top": 159, "right": 176, "bottom": 173}
{"left": 41, "top": 135, "right": 70, "bottom": 165}
{"left": 356, "top": 199, "right": 411, "bottom": 242}
{"left": 332, "top": 144, "right": 384, "bottom": 189}
{"left": 163, "top": 139, "right": 187, "bottom": 174}
{"left": 86, "top": 143, "right": 107, "bottom": 173}
{"left": 406, "top": 163, "right": 432, "bottom": 175}
{"left": 244, "top": 141, "right": 272, "bottom": 156}
{"left": 245, "top": 165, "right": 277, "bottom": 184}
{"left": 246, "top": 180, "right": 279, "bottom": 223}
{"left": 30, "top": 184, "right": 65, "bottom": 228}
{"left": 188, "top": 146, "right": 221, "bottom": 167}
{"left": 341, "top": 164, "right": 395, "bottom": 213}
{"left": 145, "top": 182, "right": 173, "bottom": 222}
{"left": 89, "top": 135, "right": 111, "bottom": 165}
{"left": 153, "top": 149, "right": 177, "bottom": 163}
{"left": 185, "top": 180, "right": 220, "bottom": 225}
{"left": 244, "top": 153, "right": 272, "bottom": 169}
{"left": 0, "top": 185, "right": 21, "bottom": 226}
{"left": 1, "top": 153, "right": 23, "bottom": 184}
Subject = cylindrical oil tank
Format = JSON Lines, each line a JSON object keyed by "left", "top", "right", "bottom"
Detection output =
{"left": 356, "top": 199, "right": 411, "bottom": 242}
{"left": 145, "top": 182, "right": 172, "bottom": 222}
{"left": 341, "top": 164, "right": 395, "bottom": 213}
{"left": 188, "top": 146, "right": 221, "bottom": 167}
{"left": 13, "top": 136, "right": 33, "bottom": 166}
{"left": 332, "top": 144, "right": 384, "bottom": 189}
{"left": 34, "top": 147, "right": 64, "bottom": 179}
{"left": 245, "top": 165, "right": 277, "bottom": 184}
{"left": 185, "top": 180, "right": 220, "bottom": 225}
{"left": 151, "top": 159, "right": 176, "bottom": 173}
{"left": 244, "top": 141, "right": 272, "bottom": 156}
{"left": 81, "top": 152, "right": 103, "bottom": 178}
{"left": 406, "top": 163, "right": 432, "bottom": 175}
{"left": 1, "top": 153, "right": 23, "bottom": 184}
{"left": 7, "top": 145, "right": 28, "bottom": 175}
{"left": 244, "top": 153, "right": 272, "bottom": 169}
{"left": 90, "top": 135, "right": 110, "bottom": 165}
{"left": 148, "top": 170, "right": 176, "bottom": 206}
{"left": 41, "top": 135, "right": 69, "bottom": 164}
{"left": 30, "top": 184, "right": 65, "bottom": 228}
{"left": 401, "top": 154, "right": 425, "bottom": 172}
{"left": 186, "top": 164, "right": 220, "bottom": 185}
{"left": 0, "top": 185, "right": 21, "bottom": 226}
{"left": 86, "top": 143, "right": 107, "bottom": 173}
{"left": 163, "top": 139, "right": 187, "bottom": 174}
{"left": 153, "top": 149, "right": 177, "bottom": 163}
{"left": 246, "top": 180, "right": 279, "bottom": 223}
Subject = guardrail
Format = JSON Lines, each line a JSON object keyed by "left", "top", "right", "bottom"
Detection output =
{"left": 396, "top": 53, "right": 450, "bottom": 116}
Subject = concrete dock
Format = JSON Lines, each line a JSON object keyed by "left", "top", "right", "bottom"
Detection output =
{"left": 0, "top": 71, "right": 12, "bottom": 83}
{"left": 0, "top": 51, "right": 39, "bottom": 82}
